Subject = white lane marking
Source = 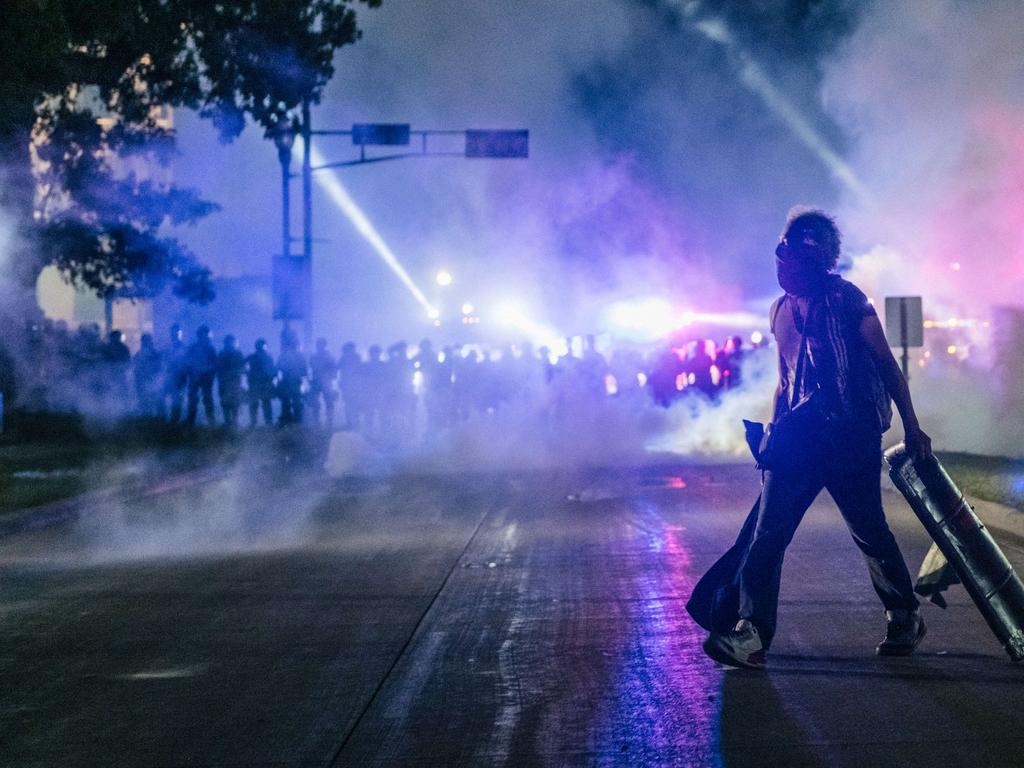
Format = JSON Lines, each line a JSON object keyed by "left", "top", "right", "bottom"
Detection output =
{"left": 115, "top": 666, "right": 204, "bottom": 681}
{"left": 384, "top": 630, "right": 446, "bottom": 721}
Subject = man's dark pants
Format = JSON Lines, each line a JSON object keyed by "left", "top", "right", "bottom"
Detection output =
{"left": 737, "top": 434, "right": 919, "bottom": 650}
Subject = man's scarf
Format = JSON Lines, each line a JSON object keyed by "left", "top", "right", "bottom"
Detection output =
{"left": 791, "top": 276, "right": 892, "bottom": 431}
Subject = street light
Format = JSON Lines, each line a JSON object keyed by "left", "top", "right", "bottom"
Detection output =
{"left": 271, "top": 117, "right": 299, "bottom": 259}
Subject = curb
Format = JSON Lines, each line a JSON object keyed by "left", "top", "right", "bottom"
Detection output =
{"left": 881, "top": 469, "right": 1024, "bottom": 545}
{"left": 967, "top": 495, "right": 1024, "bottom": 545}
{"left": 0, "top": 467, "right": 226, "bottom": 538}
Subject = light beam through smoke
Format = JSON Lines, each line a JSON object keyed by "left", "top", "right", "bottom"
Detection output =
{"left": 666, "top": 0, "right": 872, "bottom": 204}
{"left": 304, "top": 145, "right": 437, "bottom": 318}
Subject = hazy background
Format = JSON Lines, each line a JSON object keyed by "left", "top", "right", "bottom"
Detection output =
{"left": 7, "top": 0, "right": 1022, "bottom": 457}
{"left": 171, "top": 0, "right": 858, "bottom": 337}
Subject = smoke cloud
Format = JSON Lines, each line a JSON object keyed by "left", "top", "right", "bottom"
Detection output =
{"left": 324, "top": 348, "right": 777, "bottom": 479}
{"left": 172, "top": 0, "right": 852, "bottom": 341}
{"left": 821, "top": 0, "right": 1024, "bottom": 456}
{"left": 825, "top": 0, "right": 1024, "bottom": 312}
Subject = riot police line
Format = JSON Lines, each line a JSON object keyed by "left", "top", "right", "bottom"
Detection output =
{"left": 0, "top": 315, "right": 764, "bottom": 436}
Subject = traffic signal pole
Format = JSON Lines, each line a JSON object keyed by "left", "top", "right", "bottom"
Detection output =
{"left": 284, "top": 120, "right": 527, "bottom": 346}
{"left": 301, "top": 99, "right": 314, "bottom": 350}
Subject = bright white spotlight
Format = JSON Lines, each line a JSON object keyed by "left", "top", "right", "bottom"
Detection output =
{"left": 606, "top": 298, "right": 678, "bottom": 341}
{"left": 427, "top": 307, "right": 441, "bottom": 320}
{"left": 493, "top": 301, "right": 562, "bottom": 350}
{"left": 461, "top": 301, "right": 475, "bottom": 316}
{"left": 436, "top": 269, "right": 453, "bottom": 287}
{"left": 494, "top": 300, "right": 524, "bottom": 324}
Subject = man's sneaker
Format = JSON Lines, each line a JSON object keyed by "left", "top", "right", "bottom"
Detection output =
{"left": 876, "top": 609, "right": 927, "bottom": 656}
{"left": 703, "top": 619, "right": 766, "bottom": 669}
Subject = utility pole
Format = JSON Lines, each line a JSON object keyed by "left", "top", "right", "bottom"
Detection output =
{"left": 273, "top": 124, "right": 294, "bottom": 259}
{"left": 301, "top": 99, "right": 314, "bottom": 350}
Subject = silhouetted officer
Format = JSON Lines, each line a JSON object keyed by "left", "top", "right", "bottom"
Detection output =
{"left": 452, "top": 346, "right": 480, "bottom": 422}
{"left": 246, "top": 339, "right": 275, "bottom": 427}
{"left": 74, "top": 323, "right": 105, "bottom": 407}
{"left": 103, "top": 330, "right": 132, "bottom": 408}
{"left": 133, "top": 333, "right": 163, "bottom": 417}
{"left": 337, "top": 341, "right": 362, "bottom": 431}
{"left": 648, "top": 346, "right": 684, "bottom": 408}
{"left": 185, "top": 325, "right": 217, "bottom": 426}
{"left": 579, "top": 334, "right": 610, "bottom": 399}
{"left": 363, "top": 344, "right": 386, "bottom": 435}
{"left": 536, "top": 345, "right": 555, "bottom": 385}
{"left": 415, "top": 339, "right": 450, "bottom": 432}
{"left": 277, "top": 335, "right": 307, "bottom": 424}
{"left": 308, "top": 338, "right": 338, "bottom": 429}
{"left": 164, "top": 324, "right": 187, "bottom": 423}
{"left": 683, "top": 339, "right": 716, "bottom": 397}
{"left": 717, "top": 335, "right": 746, "bottom": 390}
{"left": 216, "top": 334, "right": 245, "bottom": 427}
{"left": 385, "top": 341, "right": 415, "bottom": 440}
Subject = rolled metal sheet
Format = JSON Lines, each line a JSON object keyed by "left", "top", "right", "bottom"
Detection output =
{"left": 886, "top": 443, "right": 1024, "bottom": 662}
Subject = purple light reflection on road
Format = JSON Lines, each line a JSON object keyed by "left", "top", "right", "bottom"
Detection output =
{"left": 596, "top": 501, "right": 723, "bottom": 765}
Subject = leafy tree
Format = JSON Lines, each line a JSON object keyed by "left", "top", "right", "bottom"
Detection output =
{"left": 1, "top": 0, "right": 381, "bottom": 303}
{"left": 31, "top": 94, "right": 219, "bottom": 303}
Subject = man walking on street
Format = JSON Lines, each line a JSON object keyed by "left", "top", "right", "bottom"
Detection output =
{"left": 688, "top": 208, "right": 932, "bottom": 669}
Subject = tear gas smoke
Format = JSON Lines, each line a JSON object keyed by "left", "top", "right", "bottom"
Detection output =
{"left": 5, "top": 0, "right": 1023, "bottom": 580}
{"left": 826, "top": 0, "right": 1024, "bottom": 314}
{"left": 667, "top": 0, "right": 871, "bottom": 203}
{"left": 16, "top": 438, "right": 334, "bottom": 567}
{"left": 822, "top": 0, "right": 1024, "bottom": 457}
{"left": 326, "top": 348, "right": 778, "bottom": 478}
{"left": 186, "top": 0, "right": 841, "bottom": 344}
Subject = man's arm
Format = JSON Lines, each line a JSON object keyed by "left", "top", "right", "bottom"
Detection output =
{"left": 770, "top": 348, "right": 786, "bottom": 421}
{"left": 859, "top": 314, "right": 933, "bottom": 461}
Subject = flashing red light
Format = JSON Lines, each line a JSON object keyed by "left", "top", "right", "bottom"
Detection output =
{"left": 666, "top": 476, "right": 687, "bottom": 489}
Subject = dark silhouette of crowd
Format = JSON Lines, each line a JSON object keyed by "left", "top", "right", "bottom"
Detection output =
{"left": 0, "top": 315, "right": 761, "bottom": 439}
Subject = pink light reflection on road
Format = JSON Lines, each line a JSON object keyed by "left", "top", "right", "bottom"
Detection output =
{"left": 595, "top": 499, "right": 724, "bottom": 766}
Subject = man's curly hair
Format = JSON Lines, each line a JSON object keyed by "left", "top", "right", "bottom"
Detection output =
{"left": 781, "top": 207, "right": 842, "bottom": 271}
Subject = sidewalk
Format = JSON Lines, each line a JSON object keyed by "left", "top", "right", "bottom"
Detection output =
{"left": 0, "top": 465, "right": 227, "bottom": 537}
{"left": 0, "top": 425, "right": 328, "bottom": 537}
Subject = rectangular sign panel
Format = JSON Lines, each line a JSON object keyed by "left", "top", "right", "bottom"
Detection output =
{"left": 465, "top": 129, "right": 529, "bottom": 158}
{"left": 272, "top": 256, "right": 309, "bottom": 321}
{"left": 885, "top": 296, "right": 924, "bottom": 347}
{"left": 351, "top": 123, "right": 411, "bottom": 146}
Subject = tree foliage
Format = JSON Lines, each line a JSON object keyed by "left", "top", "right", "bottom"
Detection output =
{"left": 1, "top": 0, "right": 381, "bottom": 303}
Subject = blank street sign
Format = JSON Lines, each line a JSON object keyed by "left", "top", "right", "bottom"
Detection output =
{"left": 885, "top": 296, "right": 924, "bottom": 348}
{"left": 465, "top": 130, "right": 529, "bottom": 158}
{"left": 352, "top": 123, "right": 411, "bottom": 146}
{"left": 273, "top": 256, "right": 309, "bottom": 321}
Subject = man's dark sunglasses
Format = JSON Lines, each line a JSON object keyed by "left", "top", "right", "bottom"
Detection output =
{"left": 775, "top": 230, "right": 821, "bottom": 260}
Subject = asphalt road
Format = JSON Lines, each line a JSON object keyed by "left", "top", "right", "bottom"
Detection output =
{"left": 2, "top": 461, "right": 1023, "bottom": 767}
